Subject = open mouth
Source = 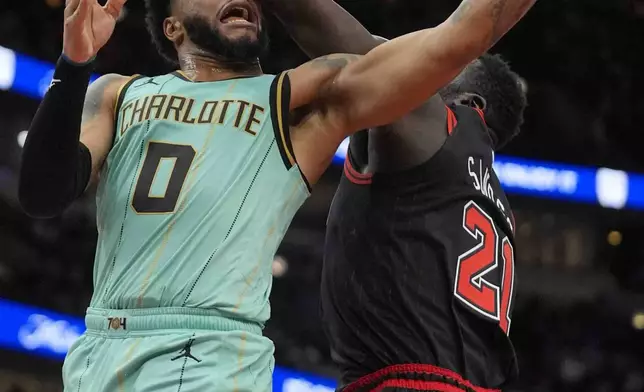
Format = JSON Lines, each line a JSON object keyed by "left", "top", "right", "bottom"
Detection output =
{"left": 221, "top": 3, "right": 254, "bottom": 25}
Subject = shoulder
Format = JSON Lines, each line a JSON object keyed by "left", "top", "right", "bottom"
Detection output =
{"left": 368, "top": 94, "right": 449, "bottom": 173}
{"left": 82, "top": 74, "right": 136, "bottom": 121}
{"left": 90, "top": 74, "right": 132, "bottom": 92}
{"left": 86, "top": 74, "right": 133, "bottom": 104}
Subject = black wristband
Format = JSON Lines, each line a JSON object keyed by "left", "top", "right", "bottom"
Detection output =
{"left": 51, "top": 55, "right": 94, "bottom": 92}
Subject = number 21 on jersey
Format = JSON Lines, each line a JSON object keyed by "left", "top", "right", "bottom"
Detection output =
{"left": 454, "top": 201, "right": 515, "bottom": 335}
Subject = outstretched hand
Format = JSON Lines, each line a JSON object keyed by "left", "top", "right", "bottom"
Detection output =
{"left": 62, "top": 0, "right": 127, "bottom": 64}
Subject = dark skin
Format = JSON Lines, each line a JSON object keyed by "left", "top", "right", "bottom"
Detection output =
{"left": 268, "top": 0, "right": 485, "bottom": 172}
{"left": 68, "top": 0, "right": 537, "bottom": 189}
{"left": 164, "top": 0, "right": 264, "bottom": 80}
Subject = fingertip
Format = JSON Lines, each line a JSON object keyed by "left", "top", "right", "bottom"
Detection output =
{"left": 64, "top": 0, "right": 81, "bottom": 15}
{"left": 104, "top": 0, "right": 126, "bottom": 19}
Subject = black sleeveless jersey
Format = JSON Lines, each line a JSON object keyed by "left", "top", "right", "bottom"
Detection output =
{"left": 322, "top": 105, "right": 518, "bottom": 389}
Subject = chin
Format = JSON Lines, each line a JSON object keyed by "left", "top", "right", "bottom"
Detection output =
{"left": 223, "top": 29, "right": 258, "bottom": 43}
{"left": 230, "top": 33, "right": 257, "bottom": 43}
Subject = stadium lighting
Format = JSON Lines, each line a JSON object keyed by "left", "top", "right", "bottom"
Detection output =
{"left": 16, "top": 130, "right": 28, "bottom": 148}
{"left": 632, "top": 313, "right": 644, "bottom": 330}
{"left": 272, "top": 255, "right": 288, "bottom": 278}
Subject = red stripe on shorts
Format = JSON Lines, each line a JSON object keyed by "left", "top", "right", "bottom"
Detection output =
{"left": 343, "top": 364, "right": 500, "bottom": 392}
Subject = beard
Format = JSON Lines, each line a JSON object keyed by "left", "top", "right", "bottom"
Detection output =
{"left": 183, "top": 15, "right": 269, "bottom": 71}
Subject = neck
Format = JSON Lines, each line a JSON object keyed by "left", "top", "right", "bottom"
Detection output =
{"left": 178, "top": 52, "right": 262, "bottom": 82}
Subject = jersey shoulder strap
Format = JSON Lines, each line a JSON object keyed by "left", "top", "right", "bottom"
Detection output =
{"left": 113, "top": 75, "right": 145, "bottom": 121}
{"left": 110, "top": 75, "right": 143, "bottom": 146}
{"left": 269, "top": 72, "right": 311, "bottom": 191}
{"left": 269, "top": 72, "right": 294, "bottom": 169}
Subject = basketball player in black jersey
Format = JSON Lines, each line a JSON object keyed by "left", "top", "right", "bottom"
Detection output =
{"left": 269, "top": 1, "right": 528, "bottom": 391}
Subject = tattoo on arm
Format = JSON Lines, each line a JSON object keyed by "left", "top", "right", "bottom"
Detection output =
{"left": 310, "top": 54, "right": 361, "bottom": 70}
{"left": 449, "top": 0, "right": 532, "bottom": 46}
{"left": 490, "top": 0, "right": 510, "bottom": 42}
{"left": 81, "top": 90, "right": 103, "bottom": 124}
{"left": 81, "top": 75, "right": 120, "bottom": 124}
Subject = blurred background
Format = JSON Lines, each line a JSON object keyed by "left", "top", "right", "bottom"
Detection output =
{"left": 1, "top": 0, "right": 644, "bottom": 391}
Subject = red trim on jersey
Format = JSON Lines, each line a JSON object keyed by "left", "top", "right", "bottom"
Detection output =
{"left": 473, "top": 107, "right": 487, "bottom": 125}
{"left": 372, "top": 380, "right": 465, "bottom": 392}
{"left": 342, "top": 364, "right": 500, "bottom": 392}
{"left": 446, "top": 106, "right": 458, "bottom": 135}
{"left": 344, "top": 153, "right": 373, "bottom": 185}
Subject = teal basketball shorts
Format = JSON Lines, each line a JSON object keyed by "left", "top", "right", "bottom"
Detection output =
{"left": 62, "top": 307, "right": 274, "bottom": 392}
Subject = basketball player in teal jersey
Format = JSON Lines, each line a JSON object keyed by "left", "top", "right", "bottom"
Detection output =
{"left": 18, "top": 0, "right": 535, "bottom": 390}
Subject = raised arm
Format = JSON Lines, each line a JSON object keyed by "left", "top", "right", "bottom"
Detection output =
{"left": 19, "top": 69, "right": 127, "bottom": 218}
{"left": 266, "top": 0, "right": 379, "bottom": 58}
{"left": 270, "top": 0, "right": 450, "bottom": 173}
{"left": 18, "top": 0, "right": 127, "bottom": 218}
{"left": 311, "top": 0, "right": 534, "bottom": 130}
{"left": 287, "top": 0, "right": 536, "bottom": 183}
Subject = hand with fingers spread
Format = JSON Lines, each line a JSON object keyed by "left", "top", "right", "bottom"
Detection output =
{"left": 63, "top": 0, "right": 127, "bottom": 64}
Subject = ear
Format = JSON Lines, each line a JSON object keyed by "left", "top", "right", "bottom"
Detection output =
{"left": 470, "top": 94, "right": 487, "bottom": 111}
{"left": 453, "top": 92, "right": 487, "bottom": 111}
{"left": 164, "top": 16, "right": 183, "bottom": 45}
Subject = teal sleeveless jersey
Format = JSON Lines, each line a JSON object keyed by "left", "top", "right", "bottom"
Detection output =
{"left": 90, "top": 72, "right": 309, "bottom": 327}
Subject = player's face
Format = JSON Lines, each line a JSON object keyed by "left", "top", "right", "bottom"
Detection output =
{"left": 175, "top": 0, "right": 267, "bottom": 65}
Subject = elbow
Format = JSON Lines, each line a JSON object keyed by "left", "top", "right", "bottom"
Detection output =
{"left": 18, "top": 178, "right": 69, "bottom": 219}
{"left": 18, "top": 194, "right": 67, "bottom": 219}
{"left": 17, "top": 144, "right": 92, "bottom": 218}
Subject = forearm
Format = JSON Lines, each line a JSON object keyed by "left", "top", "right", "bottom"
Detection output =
{"left": 441, "top": 0, "right": 537, "bottom": 65}
{"left": 335, "top": 0, "right": 536, "bottom": 131}
{"left": 18, "top": 56, "right": 92, "bottom": 218}
{"left": 267, "top": 0, "right": 378, "bottom": 57}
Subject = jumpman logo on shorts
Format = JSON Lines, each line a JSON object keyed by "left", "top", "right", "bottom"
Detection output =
{"left": 171, "top": 338, "right": 201, "bottom": 362}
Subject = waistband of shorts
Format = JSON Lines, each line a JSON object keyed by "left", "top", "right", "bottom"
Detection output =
{"left": 342, "top": 364, "right": 501, "bottom": 392}
{"left": 85, "top": 307, "right": 263, "bottom": 335}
